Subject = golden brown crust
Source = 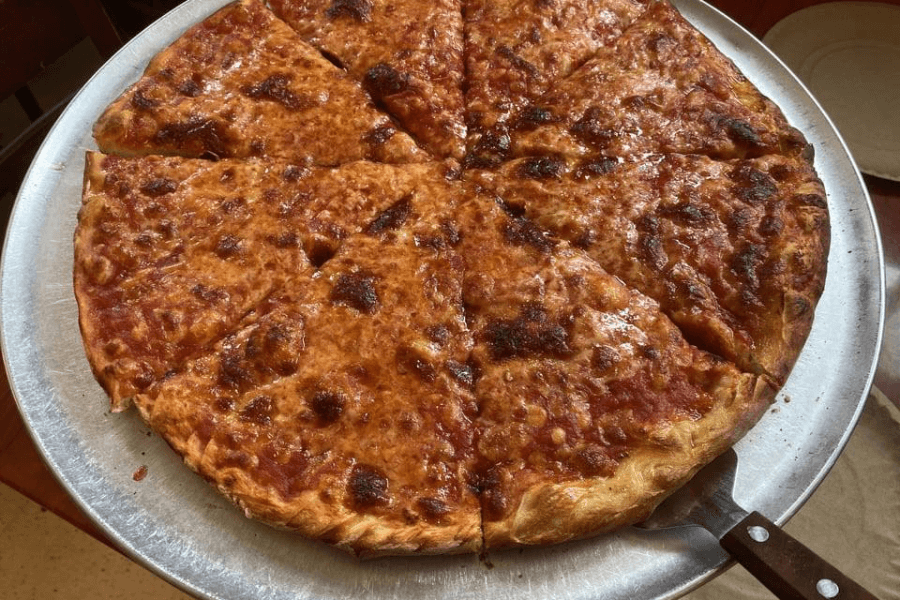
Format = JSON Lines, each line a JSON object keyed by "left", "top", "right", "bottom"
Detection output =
{"left": 74, "top": 0, "right": 829, "bottom": 556}
{"left": 269, "top": 0, "right": 466, "bottom": 159}
{"left": 487, "top": 374, "right": 776, "bottom": 546}
{"left": 93, "top": 0, "right": 427, "bottom": 165}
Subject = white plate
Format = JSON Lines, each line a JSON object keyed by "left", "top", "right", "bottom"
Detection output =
{"left": 763, "top": 2, "right": 900, "bottom": 181}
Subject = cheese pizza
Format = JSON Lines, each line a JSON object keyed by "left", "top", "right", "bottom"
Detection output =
{"left": 74, "top": 0, "right": 829, "bottom": 556}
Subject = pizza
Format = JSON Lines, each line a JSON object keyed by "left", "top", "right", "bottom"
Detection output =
{"left": 74, "top": 0, "right": 829, "bottom": 556}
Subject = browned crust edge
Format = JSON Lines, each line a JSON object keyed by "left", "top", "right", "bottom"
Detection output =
{"left": 483, "top": 373, "right": 777, "bottom": 547}
{"left": 74, "top": 152, "right": 135, "bottom": 412}
{"left": 136, "top": 396, "right": 483, "bottom": 557}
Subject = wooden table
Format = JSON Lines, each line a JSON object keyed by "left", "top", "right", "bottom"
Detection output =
{"left": 1, "top": 0, "right": 898, "bottom": 555}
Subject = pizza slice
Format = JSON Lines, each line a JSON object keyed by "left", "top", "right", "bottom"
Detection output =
{"left": 75, "top": 152, "right": 316, "bottom": 409}
{"left": 141, "top": 224, "right": 482, "bottom": 556}
{"left": 498, "top": 0, "right": 810, "bottom": 165}
{"left": 467, "top": 151, "right": 829, "bottom": 384}
{"left": 93, "top": 0, "right": 427, "bottom": 166}
{"left": 269, "top": 0, "right": 466, "bottom": 159}
{"left": 448, "top": 196, "right": 772, "bottom": 547}
{"left": 75, "top": 152, "right": 454, "bottom": 409}
{"left": 463, "top": 0, "right": 649, "bottom": 167}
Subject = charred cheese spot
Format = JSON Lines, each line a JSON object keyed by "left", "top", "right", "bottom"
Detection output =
{"left": 518, "top": 156, "right": 565, "bottom": 180}
{"left": 330, "top": 271, "right": 379, "bottom": 314}
{"left": 142, "top": 202, "right": 165, "bottom": 217}
{"left": 659, "top": 202, "right": 713, "bottom": 225}
{"left": 220, "top": 196, "right": 246, "bottom": 214}
{"left": 446, "top": 360, "right": 476, "bottom": 388}
{"left": 178, "top": 79, "right": 201, "bottom": 97}
{"left": 723, "top": 118, "right": 761, "bottom": 146}
{"left": 759, "top": 215, "right": 784, "bottom": 237}
{"left": 249, "top": 139, "right": 266, "bottom": 155}
{"left": 245, "top": 320, "right": 304, "bottom": 377}
{"left": 732, "top": 243, "right": 765, "bottom": 290}
{"left": 571, "top": 107, "right": 616, "bottom": 148}
{"left": 465, "top": 128, "right": 510, "bottom": 168}
{"left": 218, "top": 353, "right": 253, "bottom": 390}
{"left": 515, "top": 105, "right": 556, "bottom": 130}
{"left": 157, "top": 310, "right": 181, "bottom": 332}
{"left": 131, "top": 88, "right": 158, "bottom": 110}
{"left": 483, "top": 303, "right": 573, "bottom": 361}
{"left": 133, "top": 230, "right": 154, "bottom": 247}
{"left": 240, "top": 395, "right": 274, "bottom": 425}
{"left": 574, "top": 157, "right": 618, "bottom": 180}
{"left": 791, "top": 296, "right": 812, "bottom": 318}
{"left": 348, "top": 464, "right": 389, "bottom": 509}
{"left": 325, "top": 0, "right": 372, "bottom": 21}
{"left": 768, "top": 164, "right": 794, "bottom": 182}
{"left": 497, "top": 199, "right": 526, "bottom": 218}
{"left": 640, "top": 345, "right": 661, "bottom": 360}
{"left": 794, "top": 192, "right": 827, "bottom": 209}
{"left": 363, "top": 124, "right": 397, "bottom": 146}
{"left": 637, "top": 216, "right": 667, "bottom": 271}
{"left": 731, "top": 165, "right": 777, "bottom": 204}
{"left": 477, "top": 467, "right": 507, "bottom": 522}
{"left": 363, "top": 63, "right": 410, "bottom": 100}
{"left": 425, "top": 324, "right": 449, "bottom": 346}
{"left": 269, "top": 231, "right": 300, "bottom": 248}
{"left": 416, "top": 497, "right": 451, "bottom": 523}
{"left": 309, "top": 390, "right": 345, "bottom": 424}
{"left": 282, "top": 165, "right": 308, "bottom": 182}
{"left": 132, "top": 366, "right": 155, "bottom": 391}
{"left": 729, "top": 207, "right": 754, "bottom": 231}
{"left": 242, "top": 74, "right": 311, "bottom": 111}
{"left": 502, "top": 217, "right": 557, "bottom": 253}
{"left": 496, "top": 45, "right": 539, "bottom": 79}
{"left": 590, "top": 346, "right": 619, "bottom": 374}
{"left": 139, "top": 178, "right": 177, "bottom": 197}
{"left": 573, "top": 445, "right": 618, "bottom": 477}
{"left": 214, "top": 234, "right": 243, "bottom": 259}
{"left": 154, "top": 117, "right": 233, "bottom": 158}
{"left": 366, "top": 196, "right": 412, "bottom": 235}
{"left": 215, "top": 396, "right": 235, "bottom": 412}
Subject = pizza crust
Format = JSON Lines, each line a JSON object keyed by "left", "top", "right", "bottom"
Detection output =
{"left": 485, "top": 374, "right": 775, "bottom": 547}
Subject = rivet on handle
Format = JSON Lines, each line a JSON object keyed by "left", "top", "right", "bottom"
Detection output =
{"left": 747, "top": 525, "right": 769, "bottom": 542}
{"left": 816, "top": 578, "right": 840, "bottom": 599}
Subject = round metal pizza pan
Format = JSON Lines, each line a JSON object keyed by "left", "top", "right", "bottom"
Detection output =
{"left": 0, "top": 1, "right": 884, "bottom": 599}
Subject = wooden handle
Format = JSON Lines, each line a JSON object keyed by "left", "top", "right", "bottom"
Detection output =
{"left": 720, "top": 511, "right": 881, "bottom": 600}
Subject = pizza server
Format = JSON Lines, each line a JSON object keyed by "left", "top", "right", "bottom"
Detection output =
{"left": 638, "top": 448, "right": 880, "bottom": 600}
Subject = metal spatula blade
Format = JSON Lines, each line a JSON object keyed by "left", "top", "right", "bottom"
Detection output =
{"left": 636, "top": 448, "right": 881, "bottom": 600}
